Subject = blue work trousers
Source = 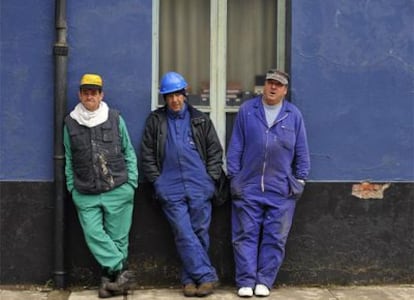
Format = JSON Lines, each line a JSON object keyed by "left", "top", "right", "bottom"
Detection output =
{"left": 160, "top": 195, "right": 218, "bottom": 285}
{"left": 232, "top": 197, "right": 296, "bottom": 288}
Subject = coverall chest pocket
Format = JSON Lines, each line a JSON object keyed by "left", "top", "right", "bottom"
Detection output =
{"left": 278, "top": 125, "right": 296, "bottom": 150}
{"left": 187, "top": 131, "right": 197, "bottom": 150}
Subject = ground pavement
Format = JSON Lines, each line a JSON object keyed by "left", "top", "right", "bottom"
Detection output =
{"left": 1, "top": 284, "right": 413, "bottom": 300}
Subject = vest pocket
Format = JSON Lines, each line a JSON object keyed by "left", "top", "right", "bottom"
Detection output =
{"left": 102, "top": 129, "right": 113, "bottom": 142}
{"left": 71, "top": 132, "right": 90, "bottom": 150}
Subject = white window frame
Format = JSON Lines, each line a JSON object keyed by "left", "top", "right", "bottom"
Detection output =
{"left": 151, "top": 0, "right": 287, "bottom": 149}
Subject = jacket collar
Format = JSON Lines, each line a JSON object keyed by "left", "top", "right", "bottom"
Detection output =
{"left": 253, "top": 96, "right": 291, "bottom": 125}
{"left": 156, "top": 102, "right": 205, "bottom": 123}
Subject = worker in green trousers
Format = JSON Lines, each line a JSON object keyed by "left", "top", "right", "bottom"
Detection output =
{"left": 64, "top": 73, "right": 138, "bottom": 298}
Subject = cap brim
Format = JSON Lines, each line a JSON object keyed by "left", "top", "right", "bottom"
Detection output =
{"left": 80, "top": 84, "right": 102, "bottom": 90}
{"left": 265, "top": 74, "right": 288, "bottom": 85}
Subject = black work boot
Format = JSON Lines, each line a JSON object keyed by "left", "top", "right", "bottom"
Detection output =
{"left": 104, "top": 269, "right": 136, "bottom": 293}
{"left": 98, "top": 276, "right": 114, "bottom": 298}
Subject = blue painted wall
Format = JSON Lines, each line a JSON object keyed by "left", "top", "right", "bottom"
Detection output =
{"left": 0, "top": 0, "right": 152, "bottom": 180}
{"left": 291, "top": 0, "right": 414, "bottom": 181}
{"left": 1, "top": 1, "right": 55, "bottom": 180}
{"left": 1, "top": 0, "right": 413, "bottom": 286}
{"left": 0, "top": 0, "right": 413, "bottom": 181}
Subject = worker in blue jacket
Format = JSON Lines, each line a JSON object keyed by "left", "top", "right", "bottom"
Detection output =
{"left": 227, "top": 69, "right": 310, "bottom": 297}
{"left": 140, "top": 72, "right": 222, "bottom": 297}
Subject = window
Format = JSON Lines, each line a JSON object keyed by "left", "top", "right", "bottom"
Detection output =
{"left": 152, "top": 0, "right": 287, "bottom": 150}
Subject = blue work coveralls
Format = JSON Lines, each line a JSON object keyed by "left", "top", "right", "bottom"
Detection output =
{"left": 141, "top": 103, "right": 221, "bottom": 286}
{"left": 227, "top": 97, "right": 310, "bottom": 289}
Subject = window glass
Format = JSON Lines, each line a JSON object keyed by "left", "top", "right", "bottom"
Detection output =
{"left": 159, "top": 0, "right": 211, "bottom": 107}
{"left": 226, "top": 0, "right": 277, "bottom": 108}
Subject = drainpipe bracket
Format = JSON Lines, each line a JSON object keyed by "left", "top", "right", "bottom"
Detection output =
{"left": 54, "top": 45, "right": 69, "bottom": 56}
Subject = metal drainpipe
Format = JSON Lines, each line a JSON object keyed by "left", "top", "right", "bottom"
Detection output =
{"left": 53, "top": 0, "right": 68, "bottom": 289}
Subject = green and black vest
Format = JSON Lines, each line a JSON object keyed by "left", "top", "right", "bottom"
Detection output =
{"left": 65, "top": 109, "right": 128, "bottom": 194}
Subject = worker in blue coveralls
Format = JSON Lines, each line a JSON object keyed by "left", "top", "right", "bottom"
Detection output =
{"left": 64, "top": 74, "right": 138, "bottom": 298}
{"left": 227, "top": 69, "right": 310, "bottom": 297}
{"left": 140, "top": 71, "right": 222, "bottom": 297}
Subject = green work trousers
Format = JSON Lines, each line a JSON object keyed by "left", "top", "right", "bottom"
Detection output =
{"left": 72, "top": 182, "right": 135, "bottom": 273}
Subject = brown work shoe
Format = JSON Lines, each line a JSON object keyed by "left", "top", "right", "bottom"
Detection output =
{"left": 196, "top": 281, "right": 218, "bottom": 297}
{"left": 183, "top": 283, "right": 198, "bottom": 297}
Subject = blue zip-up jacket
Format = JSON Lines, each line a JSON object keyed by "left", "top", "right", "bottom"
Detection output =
{"left": 227, "top": 96, "right": 310, "bottom": 200}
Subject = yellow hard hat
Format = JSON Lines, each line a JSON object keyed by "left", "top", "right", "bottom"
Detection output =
{"left": 80, "top": 73, "right": 103, "bottom": 89}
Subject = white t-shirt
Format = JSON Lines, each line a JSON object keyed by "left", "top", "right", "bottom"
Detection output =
{"left": 263, "top": 99, "right": 283, "bottom": 127}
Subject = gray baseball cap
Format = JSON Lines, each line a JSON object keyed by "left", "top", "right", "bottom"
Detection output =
{"left": 265, "top": 69, "right": 289, "bottom": 85}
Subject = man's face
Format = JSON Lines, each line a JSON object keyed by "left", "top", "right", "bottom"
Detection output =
{"left": 165, "top": 92, "right": 185, "bottom": 112}
{"left": 78, "top": 88, "right": 104, "bottom": 112}
{"left": 263, "top": 79, "right": 287, "bottom": 105}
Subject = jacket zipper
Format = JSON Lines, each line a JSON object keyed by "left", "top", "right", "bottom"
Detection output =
{"left": 260, "top": 113, "right": 289, "bottom": 192}
{"left": 261, "top": 129, "right": 269, "bottom": 192}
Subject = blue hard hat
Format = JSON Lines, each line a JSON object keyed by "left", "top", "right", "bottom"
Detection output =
{"left": 159, "top": 72, "right": 188, "bottom": 94}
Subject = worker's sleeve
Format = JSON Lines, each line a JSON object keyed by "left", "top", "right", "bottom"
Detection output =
{"left": 119, "top": 116, "right": 138, "bottom": 188}
{"left": 63, "top": 125, "right": 75, "bottom": 193}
